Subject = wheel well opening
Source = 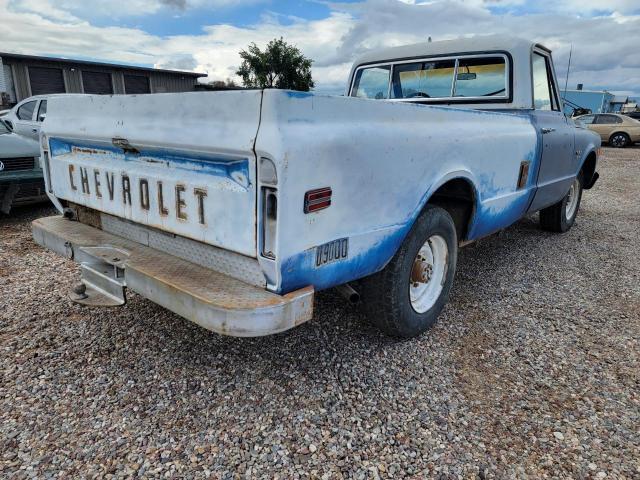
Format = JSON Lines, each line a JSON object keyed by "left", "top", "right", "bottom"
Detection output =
{"left": 609, "top": 131, "right": 630, "bottom": 144}
{"left": 428, "top": 179, "right": 475, "bottom": 241}
{"left": 581, "top": 152, "right": 597, "bottom": 185}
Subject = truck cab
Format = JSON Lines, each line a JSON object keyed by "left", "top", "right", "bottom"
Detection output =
{"left": 346, "top": 36, "right": 599, "bottom": 214}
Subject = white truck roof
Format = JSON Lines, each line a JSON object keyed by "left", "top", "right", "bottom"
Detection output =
{"left": 347, "top": 35, "right": 551, "bottom": 110}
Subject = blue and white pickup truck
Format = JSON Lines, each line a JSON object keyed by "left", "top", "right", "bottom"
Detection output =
{"left": 33, "top": 36, "right": 600, "bottom": 337}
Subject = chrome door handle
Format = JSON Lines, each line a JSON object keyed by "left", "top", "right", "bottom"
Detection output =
{"left": 541, "top": 127, "right": 555, "bottom": 134}
{"left": 32, "top": 128, "right": 38, "bottom": 133}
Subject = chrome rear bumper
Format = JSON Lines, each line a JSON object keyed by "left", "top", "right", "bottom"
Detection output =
{"left": 32, "top": 216, "right": 314, "bottom": 337}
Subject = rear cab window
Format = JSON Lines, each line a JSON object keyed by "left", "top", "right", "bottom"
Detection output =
{"left": 350, "top": 53, "right": 510, "bottom": 103}
{"left": 391, "top": 60, "right": 455, "bottom": 99}
{"left": 455, "top": 57, "right": 506, "bottom": 97}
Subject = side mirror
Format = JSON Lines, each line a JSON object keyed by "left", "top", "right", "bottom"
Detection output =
{"left": 39, "top": 113, "right": 46, "bottom": 121}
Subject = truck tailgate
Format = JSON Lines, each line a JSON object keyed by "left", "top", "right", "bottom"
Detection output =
{"left": 42, "top": 91, "right": 262, "bottom": 257}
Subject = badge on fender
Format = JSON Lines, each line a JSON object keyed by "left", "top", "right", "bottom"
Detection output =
{"left": 315, "top": 238, "right": 348, "bottom": 267}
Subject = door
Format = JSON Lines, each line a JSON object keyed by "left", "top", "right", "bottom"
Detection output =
{"left": 0, "top": 119, "right": 39, "bottom": 162}
{"left": 592, "top": 114, "right": 623, "bottom": 143}
{"left": 28, "top": 67, "right": 65, "bottom": 96}
{"left": 82, "top": 71, "right": 113, "bottom": 94}
{"left": 124, "top": 74, "right": 150, "bottom": 94}
{"left": 574, "top": 114, "right": 603, "bottom": 140}
{"left": 11, "top": 99, "right": 40, "bottom": 140}
{"left": 528, "top": 50, "right": 577, "bottom": 213}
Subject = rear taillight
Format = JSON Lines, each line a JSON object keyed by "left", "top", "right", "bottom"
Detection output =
{"left": 304, "top": 187, "right": 332, "bottom": 213}
{"left": 40, "top": 134, "right": 49, "bottom": 153}
{"left": 261, "top": 187, "right": 277, "bottom": 259}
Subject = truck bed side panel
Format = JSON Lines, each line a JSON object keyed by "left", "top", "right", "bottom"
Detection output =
{"left": 256, "top": 91, "right": 540, "bottom": 293}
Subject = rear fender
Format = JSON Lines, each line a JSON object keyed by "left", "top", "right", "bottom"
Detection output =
{"left": 277, "top": 170, "right": 481, "bottom": 294}
{"left": 408, "top": 170, "right": 481, "bottom": 242}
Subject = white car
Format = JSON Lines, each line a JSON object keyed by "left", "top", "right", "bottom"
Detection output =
{"left": 2, "top": 95, "right": 57, "bottom": 141}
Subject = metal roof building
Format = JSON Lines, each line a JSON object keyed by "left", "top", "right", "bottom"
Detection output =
{"left": 561, "top": 88, "right": 615, "bottom": 116}
{"left": 0, "top": 52, "right": 207, "bottom": 108}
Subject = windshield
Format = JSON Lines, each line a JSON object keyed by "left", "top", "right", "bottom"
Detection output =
{"left": 454, "top": 57, "right": 506, "bottom": 97}
{"left": 391, "top": 60, "right": 455, "bottom": 99}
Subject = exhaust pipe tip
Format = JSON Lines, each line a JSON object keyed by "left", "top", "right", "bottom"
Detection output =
{"left": 336, "top": 283, "right": 360, "bottom": 304}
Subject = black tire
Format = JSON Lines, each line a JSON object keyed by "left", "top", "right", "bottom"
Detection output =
{"left": 609, "top": 132, "right": 630, "bottom": 148}
{"left": 360, "top": 205, "right": 458, "bottom": 338}
{"left": 540, "top": 173, "right": 583, "bottom": 233}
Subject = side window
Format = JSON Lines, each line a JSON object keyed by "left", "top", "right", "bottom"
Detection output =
{"left": 351, "top": 66, "right": 391, "bottom": 99}
{"left": 454, "top": 57, "right": 506, "bottom": 97}
{"left": 578, "top": 115, "right": 596, "bottom": 124}
{"left": 17, "top": 100, "right": 37, "bottom": 120}
{"left": 596, "top": 114, "right": 621, "bottom": 124}
{"left": 37, "top": 100, "right": 47, "bottom": 122}
{"left": 532, "top": 53, "right": 558, "bottom": 111}
{"left": 391, "top": 60, "right": 455, "bottom": 99}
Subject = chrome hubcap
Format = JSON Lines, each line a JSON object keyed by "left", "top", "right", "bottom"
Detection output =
{"left": 565, "top": 178, "right": 580, "bottom": 220}
{"left": 409, "top": 235, "right": 448, "bottom": 314}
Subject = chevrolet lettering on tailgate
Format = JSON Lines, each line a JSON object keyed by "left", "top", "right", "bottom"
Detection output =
{"left": 47, "top": 138, "right": 258, "bottom": 257}
{"left": 67, "top": 162, "right": 209, "bottom": 225}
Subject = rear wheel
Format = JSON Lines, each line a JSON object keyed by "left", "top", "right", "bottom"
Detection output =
{"left": 360, "top": 205, "right": 457, "bottom": 338}
{"left": 609, "top": 132, "right": 630, "bottom": 148}
{"left": 540, "top": 173, "right": 583, "bottom": 233}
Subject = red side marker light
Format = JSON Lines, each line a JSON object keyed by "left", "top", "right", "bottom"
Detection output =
{"left": 304, "top": 187, "right": 332, "bottom": 213}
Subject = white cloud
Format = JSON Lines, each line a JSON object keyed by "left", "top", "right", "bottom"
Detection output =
{"left": 0, "top": 0, "right": 639, "bottom": 97}
{"left": 543, "top": 0, "right": 640, "bottom": 15}
{"left": 8, "top": 0, "right": 266, "bottom": 18}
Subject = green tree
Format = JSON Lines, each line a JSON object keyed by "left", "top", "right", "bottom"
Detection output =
{"left": 236, "top": 38, "right": 314, "bottom": 91}
{"left": 208, "top": 78, "right": 238, "bottom": 89}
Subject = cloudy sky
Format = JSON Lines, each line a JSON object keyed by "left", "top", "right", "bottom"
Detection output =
{"left": 1, "top": 0, "right": 639, "bottom": 98}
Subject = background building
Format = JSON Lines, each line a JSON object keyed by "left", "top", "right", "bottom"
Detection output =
{"left": 0, "top": 52, "right": 207, "bottom": 108}
{"left": 610, "top": 95, "right": 630, "bottom": 113}
{"left": 562, "top": 86, "right": 614, "bottom": 116}
{"left": 562, "top": 84, "right": 636, "bottom": 116}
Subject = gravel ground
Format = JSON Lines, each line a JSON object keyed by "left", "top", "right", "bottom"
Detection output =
{"left": 1, "top": 147, "right": 639, "bottom": 479}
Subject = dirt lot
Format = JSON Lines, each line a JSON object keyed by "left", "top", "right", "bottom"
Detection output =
{"left": 1, "top": 147, "right": 639, "bottom": 479}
